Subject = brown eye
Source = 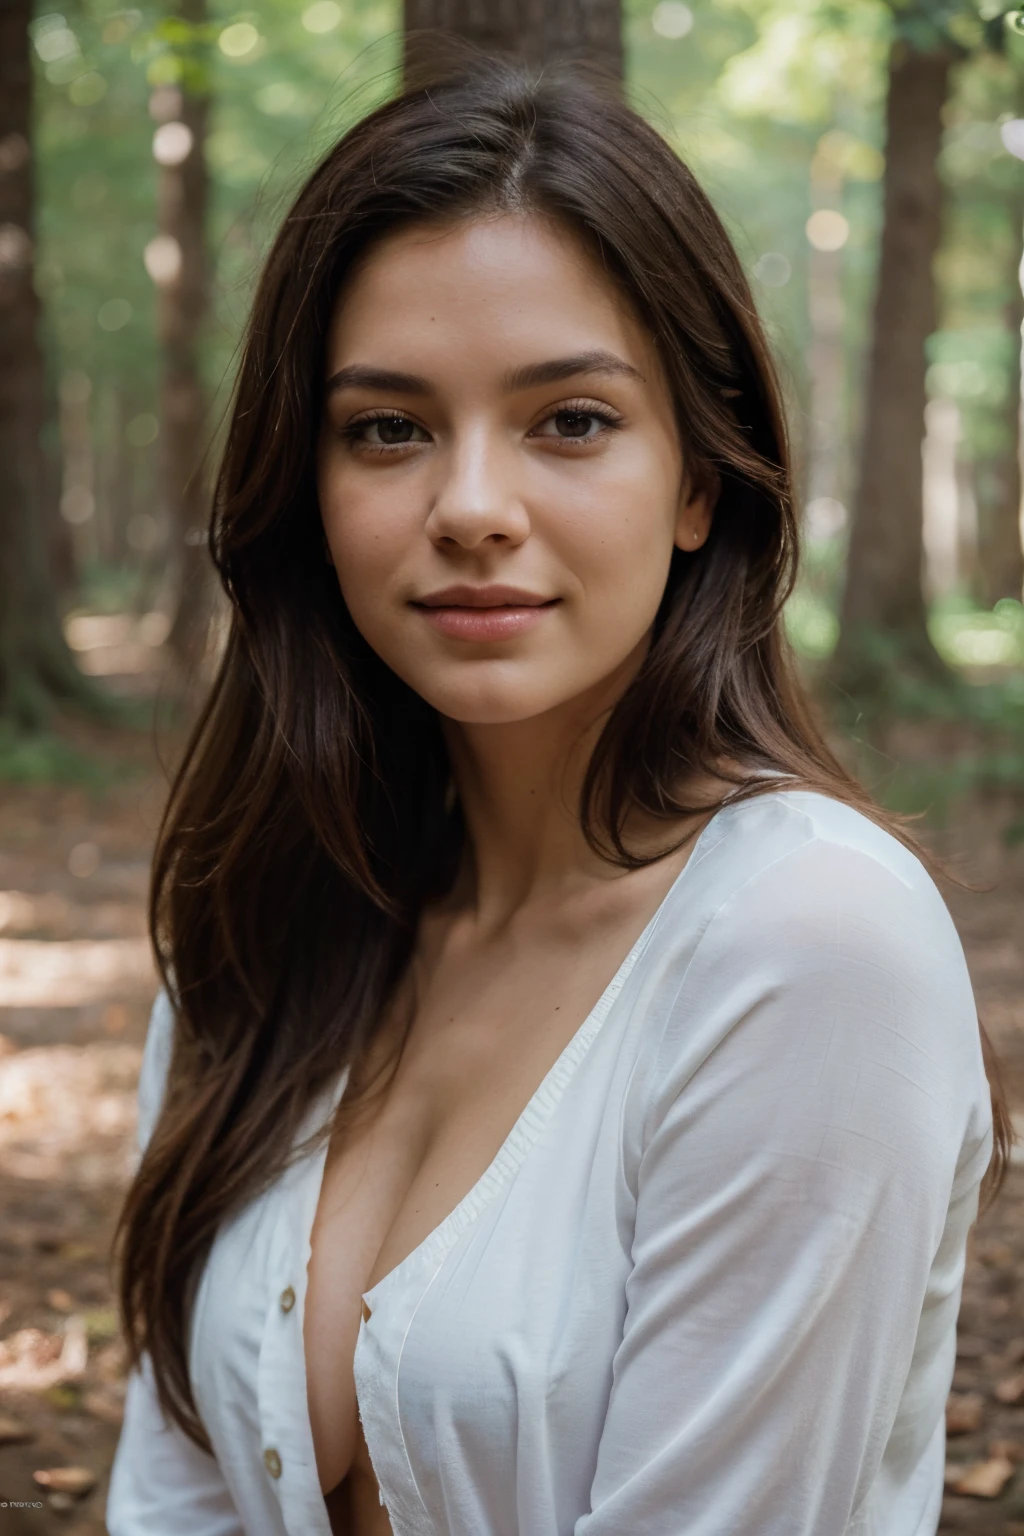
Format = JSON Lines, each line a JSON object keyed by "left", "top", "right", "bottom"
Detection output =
{"left": 554, "top": 411, "right": 596, "bottom": 439}
{"left": 531, "top": 405, "right": 620, "bottom": 443}
{"left": 345, "top": 414, "right": 429, "bottom": 450}
{"left": 375, "top": 417, "right": 416, "bottom": 444}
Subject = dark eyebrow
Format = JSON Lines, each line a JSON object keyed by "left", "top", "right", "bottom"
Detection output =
{"left": 324, "top": 350, "right": 644, "bottom": 398}
{"left": 504, "top": 351, "right": 645, "bottom": 391}
{"left": 325, "top": 364, "right": 432, "bottom": 396}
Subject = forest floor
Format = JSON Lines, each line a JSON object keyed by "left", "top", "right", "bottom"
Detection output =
{"left": 0, "top": 703, "right": 1023, "bottom": 1532}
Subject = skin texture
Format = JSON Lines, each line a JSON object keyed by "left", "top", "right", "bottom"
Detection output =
{"left": 319, "top": 213, "right": 709, "bottom": 738}
{"left": 308, "top": 214, "right": 716, "bottom": 1529}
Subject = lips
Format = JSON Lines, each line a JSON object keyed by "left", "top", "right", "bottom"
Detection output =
{"left": 415, "top": 585, "right": 555, "bottom": 609}
{"left": 411, "top": 585, "right": 560, "bottom": 641}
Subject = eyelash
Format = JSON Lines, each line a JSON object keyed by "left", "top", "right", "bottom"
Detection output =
{"left": 338, "top": 399, "right": 624, "bottom": 456}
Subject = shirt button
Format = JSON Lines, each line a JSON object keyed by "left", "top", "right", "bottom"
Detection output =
{"left": 279, "top": 1285, "right": 295, "bottom": 1313}
{"left": 263, "top": 1447, "right": 282, "bottom": 1479}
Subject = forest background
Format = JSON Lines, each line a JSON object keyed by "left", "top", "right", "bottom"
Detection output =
{"left": 4, "top": 0, "right": 1024, "bottom": 819}
{"left": 3, "top": 1, "right": 1024, "bottom": 1532}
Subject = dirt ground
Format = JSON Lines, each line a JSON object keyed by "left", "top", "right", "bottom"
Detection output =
{"left": 0, "top": 723, "right": 1023, "bottom": 1532}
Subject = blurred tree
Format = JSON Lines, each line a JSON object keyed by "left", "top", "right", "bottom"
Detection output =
{"left": 0, "top": 0, "right": 92, "bottom": 725}
{"left": 974, "top": 64, "right": 1024, "bottom": 606}
{"left": 834, "top": 2, "right": 1024, "bottom": 692}
{"left": 976, "top": 162, "right": 1024, "bottom": 606}
{"left": 150, "top": 3, "right": 214, "bottom": 670}
{"left": 833, "top": 6, "right": 961, "bottom": 693}
{"left": 404, "top": 0, "right": 622, "bottom": 76}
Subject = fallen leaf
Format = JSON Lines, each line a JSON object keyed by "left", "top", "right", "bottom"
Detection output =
{"left": 0, "top": 1413, "right": 32, "bottom": 1444}
{"left": 951, "top": 1456, "right": 1015, "bottom": 1499}
{"left": 58, "top": 1242, "right": 96, "bottom": 1262}
{"left": 83, "top": 1385, "right": 124, "bottom": 1426}
{"left": 990, "top": 1439, "right": 1024, "bottom": 1465}
{"left": 947, "top": 1390, "right": 985, "bottom": 1435}
{"left": 42, "top": 1383, "right": 81, "bottom": 1412}
{"left": 976, "top": 1240, "right": 1015, "bottom": 1268}
{"left": 995, "top": 1372, "right": 1024, "bottom": 1405}
{"left": 82, "top": 1306, "right": 118, "bottom": 1344}
{"left": 33, "top": 1465, "right": 96, "bottom": 1497}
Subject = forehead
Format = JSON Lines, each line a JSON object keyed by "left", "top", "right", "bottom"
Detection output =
{"left": 324, "top": 213, "right": 656, "bottom": 374}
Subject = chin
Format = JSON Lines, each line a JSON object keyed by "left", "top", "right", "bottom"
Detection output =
{"left": 404, "top": 670, "right": 578, "bottom": 727}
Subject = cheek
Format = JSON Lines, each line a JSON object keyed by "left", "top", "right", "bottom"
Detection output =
{"left": 318, "top": 459, "right": 408, "bottom": 599}
{"left": 553, "top": 449, "right": 679, "bottom": 607}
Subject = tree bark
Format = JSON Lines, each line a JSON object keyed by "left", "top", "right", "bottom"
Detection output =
{"left": 156, "top": 0, "right": 214, "bottom": 671}
{"left": 404, "top": 0, "right": 622, "bottom": 79}
{"left": 0, "top": 0, "right": 94, "bottom": 725}
{"left": 804, "top": 146, "right": 847, "bottom": 514}
{"left": 974, "top": 179, "right": 1024, "bottom": 608}
{"left": 833, "top": 39, "right": 956, "bottom": 693}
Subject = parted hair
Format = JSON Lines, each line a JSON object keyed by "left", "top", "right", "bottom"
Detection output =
{"left": 117, "top": 51, "right": 1010, "bottom": 1451}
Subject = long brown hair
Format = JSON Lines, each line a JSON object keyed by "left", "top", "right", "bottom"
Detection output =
{"left": 117, "top": 54, "right": 1010, "bottom": 1450}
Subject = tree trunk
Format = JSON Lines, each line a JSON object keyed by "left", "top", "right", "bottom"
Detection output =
{"left": 832, "top": 39, "right": 955, "bottom": 694}
{"left": 0, "top": 0, "right": 96, "bottom": 726}
{"left": 804, "top": 145, "right": 847, "bottom": 515}
{"left": 404, "top": 0, "right": 622, "bottom": 79}
{"left": 974, "top": 180, "right": 1024, "bottom": 607}
{"left": 155, "top": 0, "right": 214, "bottom": 671}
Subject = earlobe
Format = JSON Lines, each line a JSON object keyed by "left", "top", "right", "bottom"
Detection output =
{"left": 674, "top": 486, "right": 714, "bottom": 552}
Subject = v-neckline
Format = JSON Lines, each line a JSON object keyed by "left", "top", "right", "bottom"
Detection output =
{"left": 314, "top": 804, "right": 725, "bottom": 1316}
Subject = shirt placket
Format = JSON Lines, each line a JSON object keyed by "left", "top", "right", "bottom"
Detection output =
{"left": 256, "top": 1158, "right": 334, "bottom": 1536}
{"left": 354, "top": 1252, "right": 446, "bottom": 1536}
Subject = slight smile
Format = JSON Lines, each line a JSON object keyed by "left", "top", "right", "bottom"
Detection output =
{"left": 411, "top": 585, "right": 561, "bottom": 642}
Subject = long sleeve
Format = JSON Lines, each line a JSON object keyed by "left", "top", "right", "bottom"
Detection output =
{"left": 107, "top": 991, "right": 246, "bottom": 1536}
{"left": 576, "top": 836, "right": 992, "bottom": 1536}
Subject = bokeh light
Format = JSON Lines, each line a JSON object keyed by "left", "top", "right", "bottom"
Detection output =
{"left": 143, "top": 235, "right": 182, "bottom": 286}
{"left": 152, "top": 122, "right": 194, "bottom": 167}
{"left": 806, "top": 210, "right": 850, "bottom": 252}
{"left": 652, "top": 2, "right": 694, "bottom": 39}
{"left": 97, "top": 298, "right": 132, "bottom": 331}
{"left": 302, "top": 2, "right": 342, "bottom": 33}
{"left": 218, "top": 22, "right": 259, "bottom": 58}
{"left": 753, "top": 252, "right": 791, "bottom": 288}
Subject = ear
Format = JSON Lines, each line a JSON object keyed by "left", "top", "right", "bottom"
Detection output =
{"left": 673, "top": 467, "right": 718, "bottom": 553}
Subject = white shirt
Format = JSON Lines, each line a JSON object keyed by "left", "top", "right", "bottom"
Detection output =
{"left": 107, "top": 790, "right": 992, "bottom": 1536}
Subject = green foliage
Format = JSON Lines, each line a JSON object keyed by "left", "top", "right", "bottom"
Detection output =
{"left": 0, "top": 720, "right": 134, "bottom": 786}
{"left": 32, "top": 0, "right": 400, "bottom": 553}
{"left": 820, "top": 644, "right": 1024, "bottom": 835}
{"left": 26, "top": 0, "right": 1024, "bottom": 793}
{"left": 931, "top": 595, "right": 1024, "bottom": 664}
{"left": 33, "top": 0, "right": 1022, "bottom": 551}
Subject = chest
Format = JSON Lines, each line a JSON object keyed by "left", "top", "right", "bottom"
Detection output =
{"left": 182, "top": 858, "right": 701, "bottom": 1536}
{"left": 303, "top": 943, "right": 598, "bottom": 1483}
{"left": 303, "top": 891, "right": 672, "bottom": 1506}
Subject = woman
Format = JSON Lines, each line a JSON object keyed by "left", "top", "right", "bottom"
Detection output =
{"left": 108, "top": 55, "right": 1005, "bottom": 1536}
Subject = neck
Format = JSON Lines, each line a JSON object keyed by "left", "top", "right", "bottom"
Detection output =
{"left": 440, "top": 642, "right": 689, "bottom": 929}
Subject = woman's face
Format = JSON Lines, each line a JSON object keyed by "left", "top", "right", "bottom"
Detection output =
{"left": 318, "top": 214, "right": 711, "bottom": 726}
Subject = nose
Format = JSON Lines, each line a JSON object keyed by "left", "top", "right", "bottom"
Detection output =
{"left": 424, "top": 424, "right": 530, "bottom": 551}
